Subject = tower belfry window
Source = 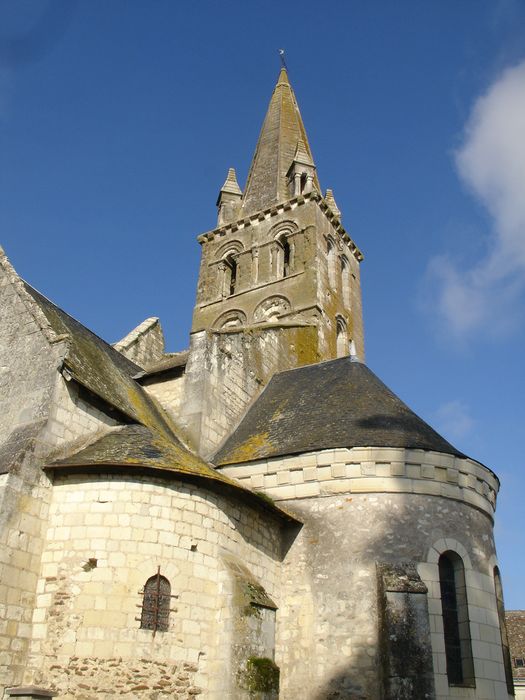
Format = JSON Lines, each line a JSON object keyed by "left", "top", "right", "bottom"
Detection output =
{"left": 224, "top": 254, "right": 237, "bottom": 296}
{"left": 280, "top": 236, "right": 291, "bottom": 277}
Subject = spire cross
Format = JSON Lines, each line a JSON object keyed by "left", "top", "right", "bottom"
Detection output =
{"left": 278, "top": 48, "right": 288, "bottom": 71}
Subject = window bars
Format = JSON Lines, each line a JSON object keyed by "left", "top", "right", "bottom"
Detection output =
{"left": 137, "top": 567, "right": 177, "bottom": 635}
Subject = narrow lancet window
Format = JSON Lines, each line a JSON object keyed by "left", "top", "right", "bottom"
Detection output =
{"left": 282, "top": 237, "right": 291, "bottom": 277}
{"left": 340, "top": 255, "right": 351, "bottom": 307}
{"left": 439, "top": 551, "right": 475, "bottom": 687}
{"left": 494, "top": 567, "right": 514, "bottom": 695}
{"left": 140, "top": 570, "right": 171, "bottom": 634}
{"left": 327, "top": 237, "right": 336, "bottom": 289}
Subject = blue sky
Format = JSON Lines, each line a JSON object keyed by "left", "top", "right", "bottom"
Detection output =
{"left": 1, "top": 0, "right": 524, "bottom": 606}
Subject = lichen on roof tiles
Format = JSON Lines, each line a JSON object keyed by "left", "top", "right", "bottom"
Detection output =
{"left": 214, "top": 357, "right": 467, "bottom": 465}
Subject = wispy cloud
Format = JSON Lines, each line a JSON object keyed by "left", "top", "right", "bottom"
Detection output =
{"left": 433, "top": 399, "right": 474, "bottom": 441}
{"left": 427, "top": 59, "right": 525, "bottom": 339}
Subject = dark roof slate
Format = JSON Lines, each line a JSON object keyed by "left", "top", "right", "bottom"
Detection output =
{"left": 214, "top": 357, "right": 466, "bottom": 465}
{"left": 48, "top": 425, "right": 299, "bottom": 524}
{"left": 23, "top": 283, "right": 174, "bottom": 437}
{"left": 135, "top": 351, "right": 189, "bottom": 380}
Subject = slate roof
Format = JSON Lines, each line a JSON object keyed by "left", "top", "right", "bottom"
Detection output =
{"left": 23, "top": 283, "right": 174, "bottom": 438}
{"left": 135, "top": 351, "right": 189, "bottom": 380}
{"left": 214, "top": 357, "right": 466, "bottom": 465}
{"left": 47, "top": 425, "right": 299, "bottom": 523}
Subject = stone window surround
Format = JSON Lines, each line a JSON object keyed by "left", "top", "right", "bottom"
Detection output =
{"left": 419, "top": 545, "right": 510, "bottom": 700}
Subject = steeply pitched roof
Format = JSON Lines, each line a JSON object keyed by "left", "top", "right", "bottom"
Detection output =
{"left": 22, "top": 283, "right": 174, "bottom": 438}
{"left": 241, "top": 68, "right": 320, "bottom": 215}
{"left": 214, "top": 357, "right": 466, "bottom": 465}
{"left": 47, "top": 424, "right": 300, "bottom": 524}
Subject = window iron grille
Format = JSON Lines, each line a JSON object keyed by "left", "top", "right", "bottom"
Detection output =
{"left": 137, "top": 567, "right": 177, "bottom": 636}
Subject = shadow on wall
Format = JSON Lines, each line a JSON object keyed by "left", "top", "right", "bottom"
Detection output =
{"left": 312, "top": 653, "right": 370, "bottom": 700}
{"left": 280, "top": 481, "right": 499, "bottom": 700}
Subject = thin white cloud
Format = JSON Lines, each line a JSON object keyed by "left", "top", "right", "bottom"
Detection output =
{"left": 427, "top": 59, "right": 525, "bottom": 339}
{"left": 433, "top": 399, "right": 474, "bottom": 441}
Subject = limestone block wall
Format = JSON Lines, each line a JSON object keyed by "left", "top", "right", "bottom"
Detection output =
{"left": 180, "top": 326, "right": 318, "bottom": 457}
{"left": 38, "top": 377, "right": 120, "bottom": 458}
{"left": 113, "top": 317, "right": 165, "bottom": 368}
{"left": 313, "top": 205, "right": 364, "bottom": 361}
{"left": 420, "top": 545, "right": 510, "bottom": 700}
{"left": 219, "top": 447, "right": 498, "bottom": 518}
{"left": 24, "top": 473, "right": 283, "bottom": 700}
{"left": 0, "top": 257, "right": 62, "bottom": 449}
{"left": 141, "top": 372, "right": 186, "bottom": 424}
{"left": 218, "top": 448, "right": 508, "bottom": 700}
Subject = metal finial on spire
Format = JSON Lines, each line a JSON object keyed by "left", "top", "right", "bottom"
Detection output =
{"left": 278, "top": 48, "right": 288, "bottom": 71}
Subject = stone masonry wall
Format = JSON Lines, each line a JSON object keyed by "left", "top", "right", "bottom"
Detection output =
{"left": 113, "top": 317, "right": 165, "bottom": 369}
{"left": 142, "top": 372, "right": 186, "bottom": 426}
{"left": 180, "top": 325, "right": 318, "bottom": 458}
{"left": 25, "top": 473, "right": 283, "bottom": 699}
{"left": 219, "top": 448, "right": 508, "bottom": 700}
{"left": 0, "top": 256, "right": 65, "bottom": 691}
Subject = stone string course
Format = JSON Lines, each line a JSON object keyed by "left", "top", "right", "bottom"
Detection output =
{"left": 219, "top": 446, "right": 498, "bottom": 517}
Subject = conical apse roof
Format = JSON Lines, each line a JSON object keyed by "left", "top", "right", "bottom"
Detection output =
{"left": 214, "top": 357, "right": 466, "bottom": 465}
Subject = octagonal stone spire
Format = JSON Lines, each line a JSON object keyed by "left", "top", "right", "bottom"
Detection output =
{"left": 241, "top": 67, "right": 320, "bottom": 216}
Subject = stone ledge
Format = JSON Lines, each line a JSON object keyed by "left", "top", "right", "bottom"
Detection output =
{"left": 6, "top": 688, "right": 58, "bottom": 699}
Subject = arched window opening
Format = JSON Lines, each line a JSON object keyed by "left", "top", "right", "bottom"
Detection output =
{"left": 300, "top": 172, "right": 307, "bottom": 194}
{"left": 273, "top": 233, "right": 293, "bottom": 279}
{"left": 224, "top": 253, "right": 237, "bottom": 296}
{"left": 282, "top": 237, "right": 291, "bottom": 277}
{"left": 439, "top": 551, "right": 475, "bottom": 687}
{"left": 336, "top": 316, "right": 348, "bottom": 358}
{"left": 140, "top": 570, "right": 171, "bottom": 634}
{"left": 340, "top": 255, "right": 351, "bottom": 307}
{"left": 494, "top": 567, "right": 515, "bottom": 695}
{"left": 327, "top": 237, "right": 336, "bottom": 289}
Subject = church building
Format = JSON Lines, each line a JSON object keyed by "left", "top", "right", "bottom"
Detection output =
{"left": 0, "top": 67, "right": 515, "bottom": 699}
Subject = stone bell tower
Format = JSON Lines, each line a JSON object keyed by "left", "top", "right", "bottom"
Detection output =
{"left": 181, "top": 68, "right": 365, "bottom": 456}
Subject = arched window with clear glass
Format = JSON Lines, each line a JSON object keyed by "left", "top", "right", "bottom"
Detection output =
{"left": 438, "top": 551, "right": 475, "bottom": 687}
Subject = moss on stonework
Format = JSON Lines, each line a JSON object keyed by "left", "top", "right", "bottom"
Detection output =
{"left": 244, "top": 657, "right": 280, "bottom": 695}
{"left": 225, "top": 430, "right": 273, "bottom": 463}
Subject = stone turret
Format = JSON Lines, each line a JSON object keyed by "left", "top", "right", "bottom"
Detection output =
{"left": 216, "top": 168, "right": 242, "bottom": 226}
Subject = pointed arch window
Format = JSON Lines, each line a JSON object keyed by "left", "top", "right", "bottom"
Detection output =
{"left": 140, "top": 570, "right": 171, "bottom": 634}
{"left": 439, "top": 551, "right": 475, "bottom": 687}
{"left": 494, "top": 566, "right": 514, "bottom": 695}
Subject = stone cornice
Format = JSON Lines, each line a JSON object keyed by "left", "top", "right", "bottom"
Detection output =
{"left": 218, "top": 446, "right": 499, "bottom": 520}
{"left": 197, "top": 191, "right": 364, "bottom": 263}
